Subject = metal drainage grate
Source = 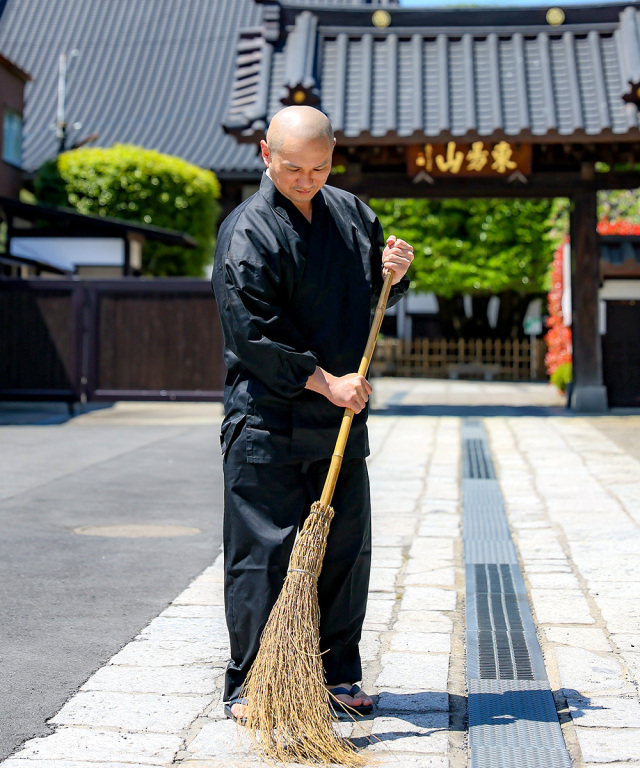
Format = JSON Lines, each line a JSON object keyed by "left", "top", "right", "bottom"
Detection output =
{"left": 463, "top": 438, "right": 496, "bottom": 479}
{"left": 462, "top": 420, "right": 572, "bottom": 768}
{"left": 469, "top": 681, "right": 572, "bottom": 768}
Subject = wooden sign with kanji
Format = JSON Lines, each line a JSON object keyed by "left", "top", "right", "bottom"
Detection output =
{"left": 406, "top": 141, "right": 532, "bottom": 178}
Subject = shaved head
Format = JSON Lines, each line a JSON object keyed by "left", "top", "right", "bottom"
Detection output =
{"left": 266, "top": 106, "right": 334, "bottom": 155}
{"left": 260, "top": 106, "right": 336, "bottom": 219}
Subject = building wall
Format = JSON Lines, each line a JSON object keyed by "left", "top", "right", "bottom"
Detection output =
{"left": 0, "top": 61, "right": 26, "bottom": 197}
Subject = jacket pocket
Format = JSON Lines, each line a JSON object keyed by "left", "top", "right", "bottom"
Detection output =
{"left": 220, "top": 414, "right": 246, "bottom": 456}
{"left": 246, "top": 403, "right": 273, "bottom": 464}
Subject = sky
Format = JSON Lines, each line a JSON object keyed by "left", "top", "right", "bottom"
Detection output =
{"left": 399, "top": 0, "right": 623, "bottom": 6}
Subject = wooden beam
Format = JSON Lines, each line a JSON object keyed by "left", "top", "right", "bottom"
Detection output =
{"left": 570, "top": 187, "right": 608, "bottom": 412}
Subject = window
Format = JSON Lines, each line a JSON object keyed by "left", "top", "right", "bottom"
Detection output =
{"left": 2, "top": 109, "right": 23, "bottom": 166}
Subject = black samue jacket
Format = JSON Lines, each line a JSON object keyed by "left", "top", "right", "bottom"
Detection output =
{"left": 212, "top": 173, "right": 409, "bottom": 464}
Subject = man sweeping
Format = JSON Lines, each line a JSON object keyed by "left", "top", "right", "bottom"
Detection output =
{"left": 212, "top": 105, "right": 414, "bottom": 724}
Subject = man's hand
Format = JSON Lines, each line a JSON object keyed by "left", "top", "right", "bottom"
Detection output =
{"left": 382, "top": 235, "right": 414, "bottom": 285}
{"left": 305, "top": 367, "right": 372, "bottom": 413}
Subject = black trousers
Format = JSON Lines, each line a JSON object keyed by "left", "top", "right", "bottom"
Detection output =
{"left": 222, "top": 430, "right": 371, "bottom": 702}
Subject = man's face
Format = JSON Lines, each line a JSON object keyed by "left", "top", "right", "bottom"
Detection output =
{"left": 261, "top": 136, "right": 335, "bottom": 206}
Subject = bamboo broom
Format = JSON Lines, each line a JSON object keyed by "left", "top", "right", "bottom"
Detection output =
{"left": 239, "top": 269, "right": 395, "bottom": 766}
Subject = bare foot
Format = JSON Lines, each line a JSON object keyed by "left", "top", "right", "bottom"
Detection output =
{"left": 231, "top": 701, "right": 248, "bottom": 720}
{"left": 327, "top": 682, "right": 373, "bottom": 709}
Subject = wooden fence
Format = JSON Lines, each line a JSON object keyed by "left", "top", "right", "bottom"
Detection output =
{"left": 0, "top": 278, "right": 225, "bottom": 403}
{"left": 372, "top": 337, "right": 548, "bottom": 381}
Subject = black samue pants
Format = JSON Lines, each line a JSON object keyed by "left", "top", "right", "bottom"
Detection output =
{"left": 222, "top": 430, "right": 371, "bottom": 702}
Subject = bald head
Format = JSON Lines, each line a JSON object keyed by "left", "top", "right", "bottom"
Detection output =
{"left": 260, "top": 107, "right": 335, "bottom": 217}
{"left": 266, "top": 106, "right": 334, "bottom": 155}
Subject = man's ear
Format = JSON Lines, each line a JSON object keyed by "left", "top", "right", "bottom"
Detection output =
{"left": 260, "top": 140, "right": 270, "bottom": 168}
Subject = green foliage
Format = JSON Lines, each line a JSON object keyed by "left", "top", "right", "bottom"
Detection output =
{"left": 599, "top": 188, "right": 640, "bottom": 224}
{"left": 369, "top": 197, "right": 555, "bottom": 299}
{"left": 34, "top": 144, "right": 220, "bottom": 276}
{"left": 550, "top": 361, "right": 572, "bottom": 393}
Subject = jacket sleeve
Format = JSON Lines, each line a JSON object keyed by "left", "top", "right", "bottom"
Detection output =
{"left": 213, "top": 224, "right": 318, "bottom": 399}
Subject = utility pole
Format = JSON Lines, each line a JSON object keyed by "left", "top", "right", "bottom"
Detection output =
{"left": 56, "top": 50, "right": 79, "bottom": 154}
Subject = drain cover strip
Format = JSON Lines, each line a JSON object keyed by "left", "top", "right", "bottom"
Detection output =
{"left": 461, "top": 420, "right": 572, "bottom": 768}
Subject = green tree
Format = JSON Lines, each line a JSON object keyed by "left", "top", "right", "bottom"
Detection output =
{"left": 599, "top": 188, "right": 640, "bottom": 223}
{"left": 34, "top": 144, "right": 220, "bottom": 276}
{"left": 369, "top": 197, "right": 555, "bottom": 338}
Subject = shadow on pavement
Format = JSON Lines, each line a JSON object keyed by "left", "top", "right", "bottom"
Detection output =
{"left": 349, "top": 689, "right": 603, "bottom": 747}
{"left": 0, "top": 401, "right": 114, "bottom": 426}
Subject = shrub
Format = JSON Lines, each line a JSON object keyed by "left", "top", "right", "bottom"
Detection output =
{"left": 550, "top": 362, "right": 572, "bottom": 393}
{"left": 34, "top": 144, "right": 220, "bottom": 276}
{"left": 544, "top": 239, "right": 572, "bottom": 387}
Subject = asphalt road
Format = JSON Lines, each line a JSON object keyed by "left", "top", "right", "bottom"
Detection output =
{"left": 0, "top": 404, "right": 225, "bottom": 761}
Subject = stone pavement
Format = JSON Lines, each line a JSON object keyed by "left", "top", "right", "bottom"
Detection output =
{"left": 1, "top": 381, "right": 640, "bottom": 768}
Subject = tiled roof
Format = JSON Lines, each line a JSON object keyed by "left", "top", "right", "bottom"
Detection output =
{"left": 0, "top": 0, "right": 263, "bottom": 174}
{"left": 0, "top": 0, "right": 395, "bottom": 174}
{"left": 225, "top": 3, "right": 640, "bottom": 144}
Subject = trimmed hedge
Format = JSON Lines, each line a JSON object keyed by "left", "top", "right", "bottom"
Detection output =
{"left": 34, "top": 144, "right": 220, "bottom": 276}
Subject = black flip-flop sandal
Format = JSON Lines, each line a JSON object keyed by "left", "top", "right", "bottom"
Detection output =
{"left": 328, "top": 684, "right": 374, "bottom": 716}
{"left": 224, "top": 696, "right": 248, "bottom": 725}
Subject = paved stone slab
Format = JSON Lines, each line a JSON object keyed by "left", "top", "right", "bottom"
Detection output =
{"left": 377, "top": 690, "right": 449, "bottom": 713}
{"left": 611, "top": 634, "right": 640, "bottom": 652}
{"left": 367, "top": 714, "right": 449, "bottom": 754}
{"left": 368, "top": 567, "right": 397, "bottom": 593}
{"left": 583, "top": 764, "right": 640, "bottom": 768}
{"left": 363, "top": 599, "right": 395, "bottom": 628}
{"left": 390, "top": 632, "right": 451, "bottom": 654}
{"left": 13, "top": 728, "right": 182, "bottom": 763}
{"left": 401, "top": 586, "right": 457, "bottom": 612}
{"left": 526, "top": 572, "right": 581, "bottom": 590}
{"left": 394, "top": 610, "right": 454, "bottom": 633}
{"left": 358, "top": 756, "right": 448, "bottom": 768}
{"left": 109, "top": 640, "right": 227, "bottom": 666}
{"left": 2, "top": 762, "right": 167, "bottom": 768}
{"left": 621, "top": 652, "right": 640, "bottom": 686}
{"left": 566, "top": 695, "right": 640, "bottom": 728}
{"left": 529, "top": 588, "right": 595, "bottom": 625}
{"left": 172, "top": 582, "right": 225, "bottom": 605}
{"left": 50, "top": 691, "right": 212, "bottom": 732}
{"left": 575, "top": 726, "right": 640, "bottom": 763}
{"left": 594, "top": 598, "right": 640, "bottom": 634}
{"left": 162, "top": 604, "right": 223, "bottom": 618}
{"left": 523, "top": 560, "right": 573, "bottom": 573}
{"left": 544, "top": 627, "right": 611, "bottom": 652}
{"left": 80, "top": 664, "right": 218, "bottom": 694}
{"left": 139, "top": 615, "right": 227, "bottom": 642}
{"left": 404, "top": 566, "right": 456, "bottom": 587}
{"left": 186, "top": 720, "right": 256, "bottom": 760}
{"left": 555, "top": 644, "right": 634, "bottom": 696}
{"left": 408, "top": 538, "right": 455, "bottom": 562}
{"left": 376, "top": 653, "right": 449, "bottom": 690}
{"left": 371, "top": 512, "right": 417, "bottom": 531}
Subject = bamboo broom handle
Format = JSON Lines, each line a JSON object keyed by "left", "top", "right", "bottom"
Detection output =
{"left": 319, "top": 270, "right": 395, "bottom": 508}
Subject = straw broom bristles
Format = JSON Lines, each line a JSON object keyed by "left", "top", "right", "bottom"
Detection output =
{"left": 240, "top": 500, "right": 368, "bottom": 766}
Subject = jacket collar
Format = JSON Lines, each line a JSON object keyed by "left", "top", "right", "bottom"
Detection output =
{"left": 258, "top": 172, "right": 325, "bottom": 230}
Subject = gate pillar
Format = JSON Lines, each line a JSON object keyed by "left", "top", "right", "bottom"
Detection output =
{"left": 570, "top": 186, "right": 608, "bottom": 413}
